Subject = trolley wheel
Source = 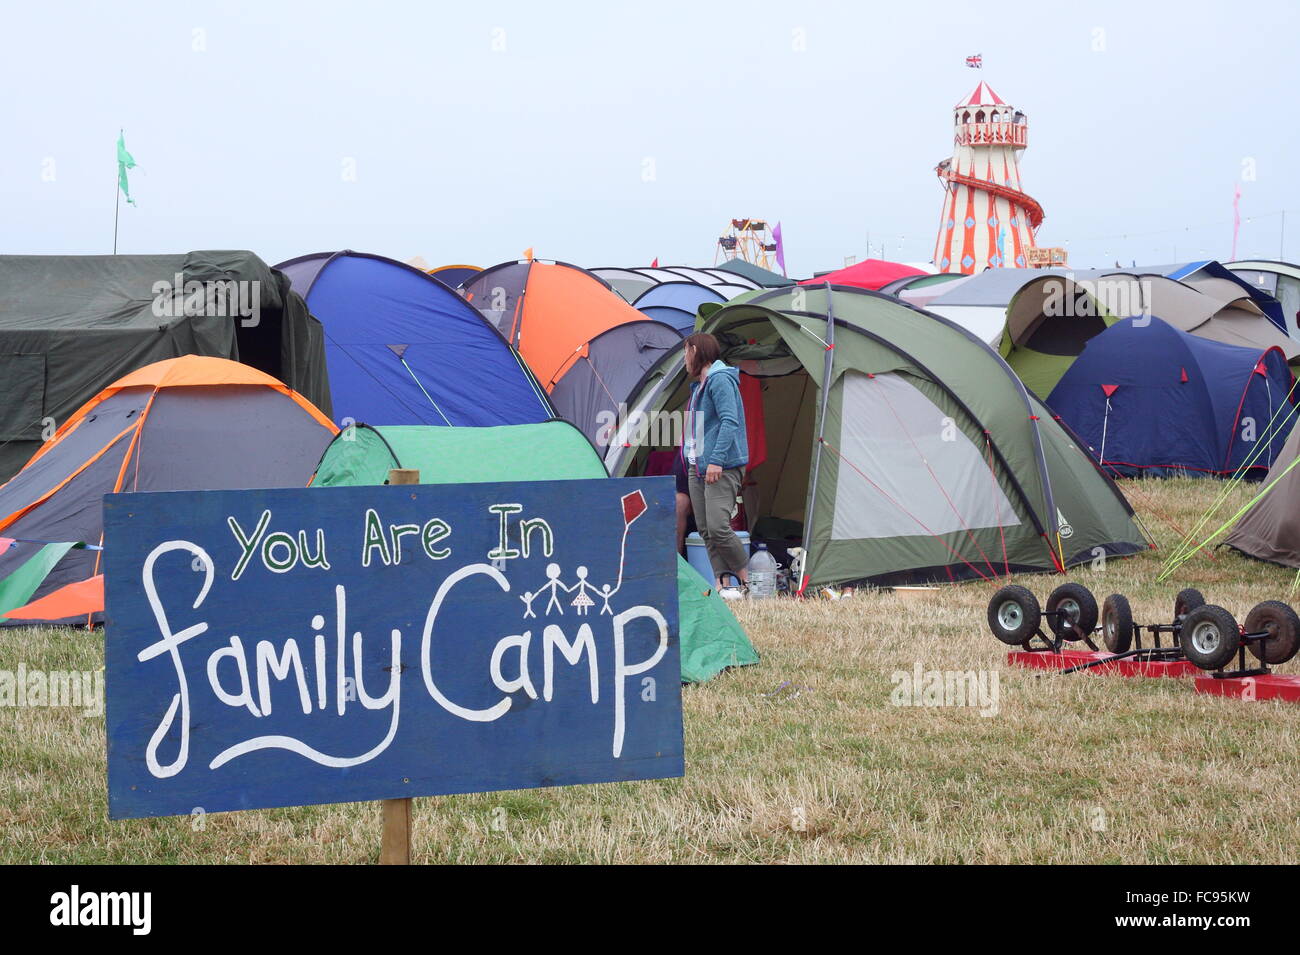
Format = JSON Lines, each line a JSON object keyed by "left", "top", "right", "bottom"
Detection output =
{"left": 1101, "top": 594, "right": 1134, "bottom": 653}
{"left": 1045, "top": 583, "right": 1098, "bottom": 641}
{"left": 1179, "top": 605, "right": 1241, "bottom": 671}
{"left": 987, "top": 585, "right": 1041, "bottom": 645}
{"left": 1244, "top": 600, "right": 1300, "bottom": 665}
{"left": 1173, "top": 588, "right": 1205, "bottom": 626}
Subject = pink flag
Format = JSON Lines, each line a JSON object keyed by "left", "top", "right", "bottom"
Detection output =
{"left": 773, "top": 221, "right": 786, "bottom": 276}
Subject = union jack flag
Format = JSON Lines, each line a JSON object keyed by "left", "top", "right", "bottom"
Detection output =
{"left": 966, "top": 54, "right": 982, "bottom": 68}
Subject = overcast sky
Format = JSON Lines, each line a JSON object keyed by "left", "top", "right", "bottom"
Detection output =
{"left": 4, "top": 0, "right": 1297, "bottom": 276}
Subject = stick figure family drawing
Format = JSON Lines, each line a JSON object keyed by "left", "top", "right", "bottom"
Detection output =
{"left": 520, "top": 563, "right": 616, "bottom": 618}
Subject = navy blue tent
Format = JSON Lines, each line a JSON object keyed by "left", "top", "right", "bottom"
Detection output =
{"left": 632, "top": 282, "right": 726, "bottom": 333}
{"left": 276, "top": 251, "right": 553, "bottom": 427}
{"left": 1047, "top": 316, "right": 1295, "bottom": 477}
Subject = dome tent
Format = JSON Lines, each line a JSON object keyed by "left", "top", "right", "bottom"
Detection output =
{"left": 607, "top": 285, "right": 1149, "bottom": 589}
{"left": 312, "top": 420, "right": 758, "bottom": 684}
{"left": 276, "top": 250, "right": 553, "bottom": 428}
{"left": 1047, "top": 317, "right": 1295, "bottom": 477}
{"left": 1224, "top": 420, "right": 1300, "bottom": 567}
{"left": 714, "top": 258, "right": 795, "bottom": 287}
{"left": 427, "top": 264, "right": 482, "bottom": 288}
{"left": 631, "top": 282, "right": 728, "bottom": 333}
{"left": 591, "top": 266, "right": 757, "bottom": 304}
{"left": 461, "top": 260, "right": 680, "bottom": 443}
{"left": 999, "top": 268, "right": 1297, "bottom": 399}
{"left": 801, "top": 258, "right": 927, "bottom": 292}
{"left": 0, "top": 356, "right": 337, "bottom": 625}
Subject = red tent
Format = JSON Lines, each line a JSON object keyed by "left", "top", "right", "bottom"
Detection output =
{"left": 800, "top": 258, "right": 926, "bottom": 291}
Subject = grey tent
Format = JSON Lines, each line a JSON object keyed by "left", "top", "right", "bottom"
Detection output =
{"left": 0, "top": 251, "right": 330, "bottom": 480}
{"left": 549, "top": 320, "right": 682, "bottom": 448}
{"left": 906, "top": 268, "right": 1069, "bottom": 343}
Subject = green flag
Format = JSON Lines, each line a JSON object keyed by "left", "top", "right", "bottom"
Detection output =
{"left": 116, "top": 130, "right": 136, "bottom": 206}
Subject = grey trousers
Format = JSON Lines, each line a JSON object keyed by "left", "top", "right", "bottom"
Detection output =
{"left": 687, "top": 464, "right": 748, "bottom": 583}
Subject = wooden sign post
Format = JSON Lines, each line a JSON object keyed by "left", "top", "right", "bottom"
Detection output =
{"left": 381, "top": 467, "right": 419, "bottom": 865}
{"left": 102, "top": 476, "right": 683, "bottom": 864}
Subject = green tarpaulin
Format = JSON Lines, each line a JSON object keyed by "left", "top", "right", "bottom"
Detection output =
{"left": 313, "top": 421, "right": 758, "bottom": 683}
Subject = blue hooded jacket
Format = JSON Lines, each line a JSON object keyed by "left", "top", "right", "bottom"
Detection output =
{"left": 685, "top": 360, "right": 749, "bottom": 475}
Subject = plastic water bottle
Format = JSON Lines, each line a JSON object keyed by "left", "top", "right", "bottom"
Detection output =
{"left": 747, "top": 543, "right": 778, "bottom": 598}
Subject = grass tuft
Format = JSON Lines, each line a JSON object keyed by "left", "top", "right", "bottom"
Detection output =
{"left": 3, "top": 478, "right": 1299, "bottom": 863}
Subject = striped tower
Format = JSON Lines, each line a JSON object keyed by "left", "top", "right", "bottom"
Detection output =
{"left": 933, "top": 82, "right": 1043, "bottom": 273}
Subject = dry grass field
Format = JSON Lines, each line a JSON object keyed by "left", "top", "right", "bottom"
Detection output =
{"left": 4, "top": 477, "right": 1300, "bottom": 864}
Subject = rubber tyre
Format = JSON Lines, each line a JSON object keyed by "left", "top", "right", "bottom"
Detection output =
{"left": 1045, "top": 583, "right": 1099, "bottom": 641}
{"left": 1101, "top": 594, "right": 1134, "bottom": 653}
{"left": 1244, "top": 600, "right": 1300, "bottom": 665}
{"left": 1179, "top": 605, "right": 1241, "bottom": 671}
{"left": 988, "top": 585, "right": 1041, "bottom": 645}
{"left": 1173, "top": 588, "right": 1205, "bottom": 626}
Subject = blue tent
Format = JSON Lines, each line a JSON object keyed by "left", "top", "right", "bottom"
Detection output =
{"left": 276, "top": 251, "right": 553, "bottom": 427}
{"left": 632, "top": 282, "right": 726, "bottom": 333}
{"left": 1047, "top": 316, "right": 1295, "bottom": 477}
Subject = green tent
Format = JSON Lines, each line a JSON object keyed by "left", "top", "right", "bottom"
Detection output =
{"left": 715, "top": 258, "right": 795, "bottom": 287}
{"left": 313, "top": 420, "right": 758, "bottom": 683}
{"left": 0, "top": 250, "right": 331, "bottom": 481}
{"left": 607, "top": 285, "right": 1149, "bottom": 588}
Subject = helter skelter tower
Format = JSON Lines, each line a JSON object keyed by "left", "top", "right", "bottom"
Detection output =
{"left": 932, "top": 82, "right": 1044, "bottom": 273}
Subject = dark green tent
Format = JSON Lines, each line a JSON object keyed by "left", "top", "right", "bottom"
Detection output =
{"left": 313, "top": 420, "right": 759, "bottom": 684}
{"left": 715, "top": 258, "right": 795, "bottom": 287}
{"left": 0, "top": 250, "right": 330, "bottom": 480}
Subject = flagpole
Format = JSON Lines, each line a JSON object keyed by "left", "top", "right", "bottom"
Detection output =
{"left": 113, "top": 129, "right": 121, "bottom": 255}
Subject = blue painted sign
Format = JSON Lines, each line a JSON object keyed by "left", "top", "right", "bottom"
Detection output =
{"left": 104, "top": 478, "right": 681, "bottom": 820}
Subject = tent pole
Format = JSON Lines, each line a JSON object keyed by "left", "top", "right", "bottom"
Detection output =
{"left": 1098, "top": 398, "right": 1111, "bottom": 464}
{"left": 799, "top": 285, "right": 836, "bottom": 593}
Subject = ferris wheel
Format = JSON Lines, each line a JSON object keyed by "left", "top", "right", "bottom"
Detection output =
{"left": 715, "top": 218, "right": 779, "bottom": 270}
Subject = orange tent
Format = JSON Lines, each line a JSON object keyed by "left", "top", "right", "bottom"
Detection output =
{"left": 0, "top": 355, "right": 337, "bottom": 626}
{"left": 462, "top": 260, "right": 653, "bottom": 391}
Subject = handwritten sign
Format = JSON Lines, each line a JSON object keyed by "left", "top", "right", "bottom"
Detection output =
{"left": 104, "top": 478, "right": 681, "bottom": 820}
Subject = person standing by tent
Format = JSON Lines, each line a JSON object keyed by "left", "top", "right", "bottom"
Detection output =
{"left": 683, "top": 333, "right": 750, "bottom": 599}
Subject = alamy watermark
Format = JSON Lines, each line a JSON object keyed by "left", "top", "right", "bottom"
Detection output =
{"left": 1041, "top": 274, "right": 1153, "bottom": 325}
{"left": 890, "top": 662, "right": 999, "bottom": 717}
{"left": 595, "top": 403, "right": 692, "bottom": 450}
{"left": 0, "top": 664, "right": 103, "bottom": 717}
{"left": 151, "top": 273, "right": 261, "bottom": 327}
{"left": 49, "top": 885, "right": 151, "bottom": 935}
